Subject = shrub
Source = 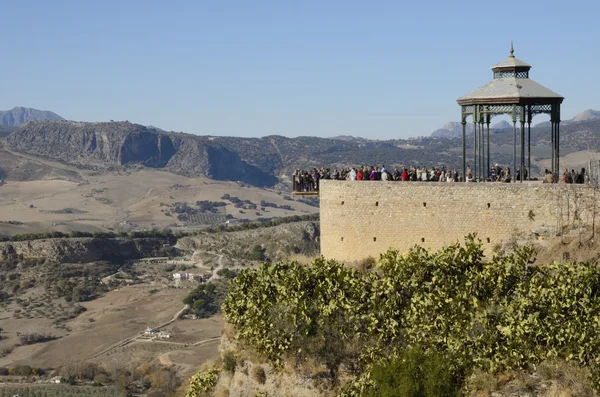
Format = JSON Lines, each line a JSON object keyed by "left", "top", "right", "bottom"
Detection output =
{"left": 19, "top": 332, "right": 58, "bottom": 345}
{"left": 251, "top": 366, "right": 266, "bottom": 385}
{"left": 222, "top": 234, "right": 600, "bottom": 394}
{"left": 183, "top": 282, "right": 229, "bottom": 318}
{"left": 222, "top": 351, "right": 236, "bottom": 372}
{"left": 186, "top": 368, "right": 220, "bottom": 396}
{"left": 364, "top": 347, "right": 462, "bottom": 397}
{"left": 247, "top": 245, "right": 265, "bottom": 261}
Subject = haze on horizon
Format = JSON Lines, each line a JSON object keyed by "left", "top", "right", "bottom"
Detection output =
{"left": 1, "top": 0, "right": 599, "bottom": 139}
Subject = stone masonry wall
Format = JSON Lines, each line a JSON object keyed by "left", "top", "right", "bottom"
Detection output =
{"left": 320, "top": 180, "right": 597, "bottom": 262}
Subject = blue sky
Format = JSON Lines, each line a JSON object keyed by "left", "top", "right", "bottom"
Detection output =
{"left": 1, "top": 0, "right": 598, "bottom": 139}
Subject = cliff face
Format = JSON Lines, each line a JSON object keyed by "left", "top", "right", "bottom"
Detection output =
{"left": 6, "top": 121, "right": 277, "bottom": 186}
{"left": 0, "top": 237, "right": 167, "bottom": 263}
{"left": 177, "top": 221, "right": 320, "bottom": 261}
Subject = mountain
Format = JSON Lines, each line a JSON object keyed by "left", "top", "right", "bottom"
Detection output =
{"left": 432, "top": 111, "right": 600, "bottom": 139}
{"left": 6, "top": 120, "right": 277, "bottom": 187}
{"left": 4, "top": 116, "right": 600, "bottom": 186}
{"left": 431, "top": 122, "right": 474, "bottom": 139}
{"left": 492, "top": 120, "right": 512, "bottom": 130}
{"left": 0, "top": 106, "right": 64, "bottom": 126}
{"left": 572, "top": 109, "right": 600, "bottom": 122}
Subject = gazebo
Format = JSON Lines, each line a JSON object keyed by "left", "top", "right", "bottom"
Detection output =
{"left": 457, "top": 44, "right": 564, "bottom": 182}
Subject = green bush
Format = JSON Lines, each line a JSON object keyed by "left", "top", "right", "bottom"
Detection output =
{"left": 364, "top": 347, "right": 462, "bottom": 397}
{"left": 222, "top": 351, "right": 236, "bottom": 372}
{"left": 247, "top": 245, "right": 266, "bottom": 261}
{"left": 183, "top": 281, "right": 229, "bottom": 318}
{"left": 220, "top": 234, "right": 600, "bottom": 393}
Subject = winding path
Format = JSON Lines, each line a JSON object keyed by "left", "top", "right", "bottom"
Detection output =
{"left": 88, "top": 304, "right": 189, "bottom": 359}
{"left": 207, "top": 254, "right": 224, "bottom": 282}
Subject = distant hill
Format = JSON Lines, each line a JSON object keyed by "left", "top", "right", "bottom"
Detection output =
{"left": 0, "top": 106, "right": 64, "bottom": 126}
{"left": 431, "top": 120, "right": 513, "bottom": 138}
{"left": 431, "top": 122, "right": 470, "bottom": 139}
{"left": 4, "top": 112, "right": 600, "bottom": 186}
{"left": 432, "top": 110, "right": 600, "bottom": 138}
{"left": 572, "top": 109, "right": 600, "bottom": 122}
{"left": 492, "top": 120, "right": 512, "bottom": 130}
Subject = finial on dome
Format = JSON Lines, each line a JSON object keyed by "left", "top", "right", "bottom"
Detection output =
{"left": 509, "top": 41, "right": 514, "bottom": 58}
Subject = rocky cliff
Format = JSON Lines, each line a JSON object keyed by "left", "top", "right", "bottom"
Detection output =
{"left": 0, "top": 237, "right": 168, "bottom": 263}
{"left": 6, "top": 121, "right": 277, "bottom": 186}
{"left": 8, "top": 116, "right": 600, "bottom": 187}
{"left": 177, "top": 221, "right": 320, "bottom": 261}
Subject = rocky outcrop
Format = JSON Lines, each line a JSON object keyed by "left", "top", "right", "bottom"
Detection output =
{"left": 0, "top": 237, "right": 167, "bottom": 263}
{"left": 177, "top": 221, "right": 320, "bottom": 261}
{"left": 6, "top": 121, "right": 277, "bottom": 186}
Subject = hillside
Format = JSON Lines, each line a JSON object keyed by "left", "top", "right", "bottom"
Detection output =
{"left": 6, "top": 120, "right": 277, "bottom": 187}
{"left": 0, "top": 106, "right": 63, "bottom": 126}
{"left": 3, "top": 115, "right": 600, "bottom": 188}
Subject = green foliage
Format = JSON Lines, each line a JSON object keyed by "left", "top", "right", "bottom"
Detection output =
{"left": 364, "top": 347, "right": 462, "bottom": 397}
{"left": 0, "top": 229, "right": 177, "bottom": 243}
{"left": 216, "top": 268, "right": 238, "bottom": 279}
{"left": 183, "top": 281, "right": 229, "bottom": 318}
{"left": 220, "top": 234, "right": 600, "bottom": 393}
{"left": 247, "top": 245, "right": 266, "bottom": 261}
{"left": 222, "top": 351, "right": 237, "bottom": 372}
{"left": 186, "top": 368, "right": 220, "bottom": 397}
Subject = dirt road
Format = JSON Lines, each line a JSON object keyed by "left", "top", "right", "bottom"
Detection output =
{"left": 88, "top": 304, "right": 189, "bottom": 359}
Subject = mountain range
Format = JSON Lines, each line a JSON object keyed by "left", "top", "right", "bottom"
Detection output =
{"left": 0, "top": 106, "right": 63, "bottom": 126}
{"left": 1, "top": 107, "right": 600, "bottom": 187}
{"left": 430, "top": 110, "right": 600, "bottom": 139}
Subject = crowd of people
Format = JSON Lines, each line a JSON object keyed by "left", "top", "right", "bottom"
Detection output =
{"left": 293, "top": 166, "right": 461, "bottom": 192}
{"left": 292, "top": 165, "right": 590, "bottom": 192}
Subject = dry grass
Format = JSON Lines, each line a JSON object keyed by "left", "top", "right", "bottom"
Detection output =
{"left": 0, "top": 164, "right": 318, "bottom": 236}
{"left": 466, "top": 361, "right": 595, "bottom": 397}
{"left": 467, "top": 369, "right": 498, "bottom": 395}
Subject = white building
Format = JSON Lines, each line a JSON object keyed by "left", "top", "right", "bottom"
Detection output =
{"left": 144, "top": 327, "right": 159, "bottom": 335}
{"left": 173, "top": 273, "right": 196, "bottom": 280}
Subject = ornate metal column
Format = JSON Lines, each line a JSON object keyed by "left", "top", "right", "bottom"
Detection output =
{"left": 512, "top": 105, "right": 517, "bottom": 183}
{"left": 473, "top": 107, "right": 478, "bottom": 180}
{"left": 551, "top": 105, "right": 556, "bottom": 177}
{"left": 486, "top": 113, "right": 491, "bottom": 181}
{"left": 520, "top": 106, "right": 526, "bottom": 183}
{"left": 461, "top": 117, "right": 466, "bottom": 181}
{"left": 480, "top": 118, "right": 485, "bottom": 180}
{"left": 556, "top": 104, "right": 561, "bottom": 176}
{"left": 527, "top": 106, "right": 532, "bottom": 179}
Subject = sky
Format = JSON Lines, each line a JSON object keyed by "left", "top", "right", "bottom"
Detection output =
{"left": 1, "top": 0, "right": 599, "bottom": 139}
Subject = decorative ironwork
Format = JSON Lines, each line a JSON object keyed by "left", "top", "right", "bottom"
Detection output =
{"left": 531, "top": 104, "right": 552, "bottom": 114}
{"left": 461, "top": 105, "right": 475, "bottom": 115}
{"left": 493, "top": 71, "right": 529, "bottom": 79}
{"left": 457, "top": 46, "right": 563, "bottom": 183}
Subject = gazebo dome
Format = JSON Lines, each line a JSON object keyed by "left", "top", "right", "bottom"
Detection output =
{"left": 490, "top": 42, "right": 532, "bottom": 78}
{"left": 457, "top": 44, "right": 563, "bottom": 106}
{"left": 456, "top": 44, "right": 564, "bottom": 183}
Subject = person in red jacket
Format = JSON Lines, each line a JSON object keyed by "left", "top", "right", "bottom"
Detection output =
{"left": 401, "top": 167, "right": 409, "bottom": 181}
{"left": 357, "top": 169, "right": 363, "bottom": 180}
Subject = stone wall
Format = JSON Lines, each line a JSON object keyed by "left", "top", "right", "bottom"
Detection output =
{"left": 320, "top": 180, "right": 597, "bottom": 262}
